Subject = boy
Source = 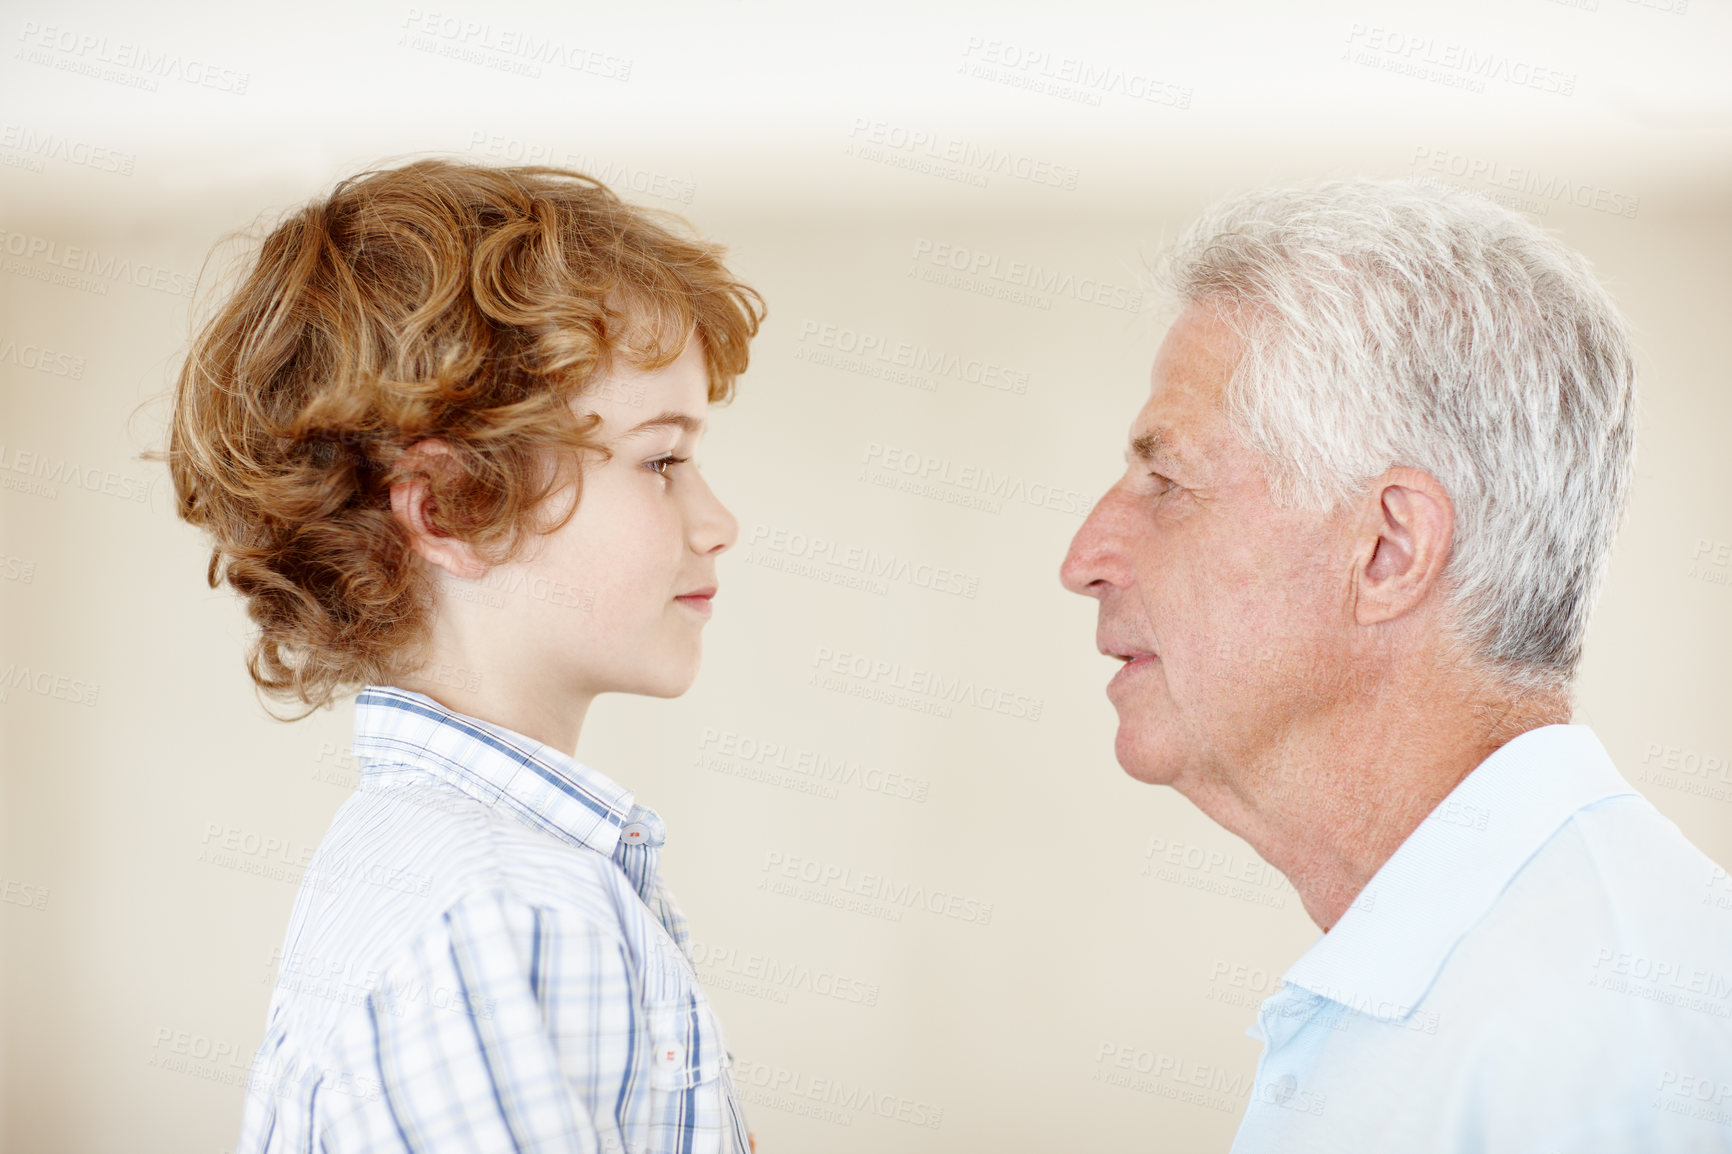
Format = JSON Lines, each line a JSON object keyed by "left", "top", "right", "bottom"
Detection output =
{"left": 167, "top": 159, "right": 764, "bottom": 1152}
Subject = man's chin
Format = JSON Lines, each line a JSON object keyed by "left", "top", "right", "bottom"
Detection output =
{"left": 1113, "top": 720, "right": 1186, "bottom": 787}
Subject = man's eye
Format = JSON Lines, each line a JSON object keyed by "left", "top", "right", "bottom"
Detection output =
{"left": 1148, "top": 471, "right": 1176, "bottom": 496}
{"left": 646, "top": 455, "right": 689, "bottom": 477}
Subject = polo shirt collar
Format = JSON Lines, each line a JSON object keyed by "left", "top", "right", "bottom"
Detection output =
{"left": 349, "top": 684, "right": 644, "bottom": 860}
{"left": 1280, "top": 723, "right": 1637, "bottom": 1023}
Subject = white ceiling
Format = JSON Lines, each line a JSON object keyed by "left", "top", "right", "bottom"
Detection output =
{"left": 3, "top": 0, "right": 1729, "bottom": 220}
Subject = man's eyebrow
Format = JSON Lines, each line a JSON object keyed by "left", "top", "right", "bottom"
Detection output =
{"left": 1126, "top": 427, "right": 1186, "bottom": 469}
{"left": 617, "top": 411, "right": 705, "bottom": 439}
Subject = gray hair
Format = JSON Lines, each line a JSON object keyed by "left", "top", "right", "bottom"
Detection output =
{"left": 1153, "top": 179, "right": 1637, "bottom": 692}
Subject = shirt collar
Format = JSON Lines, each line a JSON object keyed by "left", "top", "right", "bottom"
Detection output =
{"left": 1280, "top": 723, "right": 1638, "bottom": 1023}
{"left": 349, "top": 684, "right": 654, "bottom": 860}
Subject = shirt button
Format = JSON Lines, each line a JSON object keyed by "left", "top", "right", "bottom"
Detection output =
{"left": 1271, "top": 1073, "right": 1298, "bottom": 1104}
{"left": 621, "top": 822, "right": 652, "bottom": 843}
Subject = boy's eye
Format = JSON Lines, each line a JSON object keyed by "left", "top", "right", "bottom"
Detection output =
{"left": 646, "top": 454, "right": 689, "bottom": 477}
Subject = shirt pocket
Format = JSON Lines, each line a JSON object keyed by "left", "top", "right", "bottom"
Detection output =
{"left": 644, "top": 998, "right": 725, "bottom": 1091}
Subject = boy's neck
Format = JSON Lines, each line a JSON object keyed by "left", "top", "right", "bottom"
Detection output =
{"left": 392, "top": 667, "right": 593, "bottom": 758}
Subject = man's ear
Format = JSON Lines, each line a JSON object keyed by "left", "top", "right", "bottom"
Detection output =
{"left": 1353, "top": 466, "right": 1454, "bottom": 627}
{"left": 388, "top": 439, "right": 490, "bottom": 581}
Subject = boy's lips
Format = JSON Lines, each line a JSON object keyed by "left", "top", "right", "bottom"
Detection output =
{"left": 675, "top": 586, "right": 716, "bottom": 614}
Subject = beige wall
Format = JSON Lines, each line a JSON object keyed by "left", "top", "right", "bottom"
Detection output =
{"left": 3, "top": 2, "right": 1730, "bottom": 1151}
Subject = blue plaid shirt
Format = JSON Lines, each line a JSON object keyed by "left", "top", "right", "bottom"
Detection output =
{"left": 235, "top": 685, "right": 751, "bottom": 1153}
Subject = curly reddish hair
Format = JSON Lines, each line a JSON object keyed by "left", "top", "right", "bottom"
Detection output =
{"left": 164, "top": 158, "right": 765, "bottom": 716}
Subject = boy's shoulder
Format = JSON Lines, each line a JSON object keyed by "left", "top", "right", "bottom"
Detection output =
{"left": 272, "top": 774, "right": 656, "bottom": 1029}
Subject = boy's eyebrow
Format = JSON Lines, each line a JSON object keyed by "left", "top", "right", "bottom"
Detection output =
{"left": 617, "top": 411, "right": 705, "bottom": 439}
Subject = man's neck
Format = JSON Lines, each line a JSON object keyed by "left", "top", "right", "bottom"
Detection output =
{"left": 1177, "top": 682, "right": 1571, "bottom": 930}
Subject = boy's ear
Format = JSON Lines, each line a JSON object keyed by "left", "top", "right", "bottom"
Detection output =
{"left": 389, "top": 440, "right": 490, "bottom": 581}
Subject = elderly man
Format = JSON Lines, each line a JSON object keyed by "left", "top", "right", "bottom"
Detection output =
{"left": 1061, "top": 181, "right": 1732, "bottom": 1151}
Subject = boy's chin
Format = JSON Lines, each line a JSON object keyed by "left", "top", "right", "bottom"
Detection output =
{"left": 613, "top": 661, "right": 701, "bottom": 700}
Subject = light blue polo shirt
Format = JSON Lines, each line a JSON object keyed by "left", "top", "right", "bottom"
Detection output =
{"left": 1230, "top": 724, "right": 1732, "bottom": 1153}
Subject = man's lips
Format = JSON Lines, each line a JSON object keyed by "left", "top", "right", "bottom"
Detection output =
{"left": 1107, "top": 651, "right": 1158, "bottom": 691}
{"left": 1097, "top": 638, "right": 1157, "bottom": 663}
{"left": 1098, "top": 635, "right": 1157, "bottom": 690}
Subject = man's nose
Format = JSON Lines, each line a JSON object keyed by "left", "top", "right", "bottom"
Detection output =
{"left": 1060, "top": 485, "right": 1133, "bottom": 598}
